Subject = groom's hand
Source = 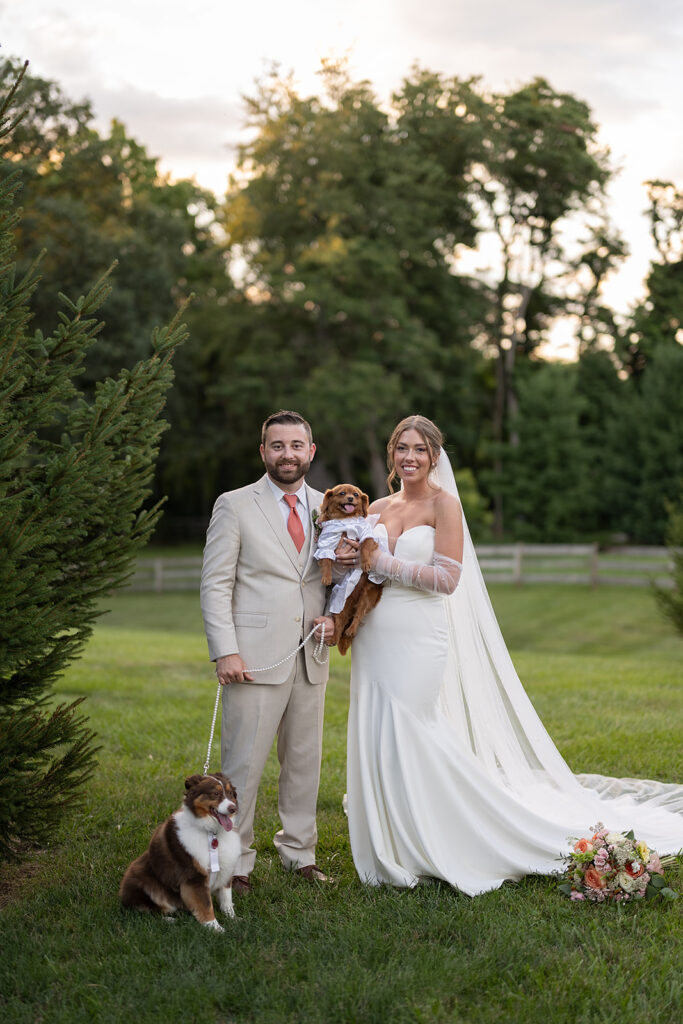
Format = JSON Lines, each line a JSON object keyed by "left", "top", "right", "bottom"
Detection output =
{"left": 216, "top": 653, "right": 254, "bottom": 685}
{"left": 313, "top": 616, "right": 336, "bottom": 646}
{"left": 335, "top": 535, "right": 360, "bottom": 567}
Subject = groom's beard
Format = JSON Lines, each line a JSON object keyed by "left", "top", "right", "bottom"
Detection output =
{"left": 266, "top": 457, "right": 311, "bottom": 486}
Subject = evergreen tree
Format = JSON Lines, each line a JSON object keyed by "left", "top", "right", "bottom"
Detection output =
{"left": 576, "top": 349, "right": 627, "bottom": 539}
{"left": 632, "top": 345, "right": 683, "bottom": 542}
{"left": 495, "top": 363, "right": 590, "bottom": 541}
{"left": 0, "top": 67, "right": 189, "bottom": 860}
{"left": 653, "top": 499, "right": 683, "bottom": 636}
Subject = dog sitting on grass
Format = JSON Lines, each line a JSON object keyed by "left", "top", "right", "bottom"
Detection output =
{"left": 119, "top": 773, "right": 240, "bottom": 932}
{"left": 314, "top": 483, "right": 384, "bottom": 655}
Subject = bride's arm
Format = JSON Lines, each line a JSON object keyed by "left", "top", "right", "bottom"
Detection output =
{"left": 434, "top": 490, "right": 464, "bottom": 564}
{"left": 369, "top": 492, "right": 464, "bottom": 594}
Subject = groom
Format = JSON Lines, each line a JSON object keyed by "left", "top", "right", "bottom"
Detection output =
{"left": 200, "top": 410, "right": 336, "bottom": 892}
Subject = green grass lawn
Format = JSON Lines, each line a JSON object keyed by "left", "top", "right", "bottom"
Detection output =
{"left": 1, "top": 585, "right": 682, "bottom": 1024}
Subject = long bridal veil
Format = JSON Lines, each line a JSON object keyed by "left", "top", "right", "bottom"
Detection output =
{"left": 434, "top": 449, "right": 683, "bottom": 848}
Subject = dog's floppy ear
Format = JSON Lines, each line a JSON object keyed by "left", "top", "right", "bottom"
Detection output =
{"left": 360, "top": 491, "right": 370, "bottom": 516}
{"left": 319, "top": 489, "right": 334, "bottom": 522}
{"left": 185, "top": 774, "right": 204, "bottom": 790}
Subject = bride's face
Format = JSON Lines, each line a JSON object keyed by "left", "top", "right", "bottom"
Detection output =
{"left": 393, "top": 429, "right": 433, "bottom": 484}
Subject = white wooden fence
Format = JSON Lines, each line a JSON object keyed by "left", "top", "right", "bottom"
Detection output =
{"left": 131, "top": 557, "right": 204, "bottom": 592}
{"left": 129, "top": 546, "right": 672, "bottom": 592}
{"left": 476, "top": 544, "right": 671, "bottom": 586}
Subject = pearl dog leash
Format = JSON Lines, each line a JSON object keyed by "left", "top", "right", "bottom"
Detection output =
{"left": 202, "top": 623, "right": 327, "bottom": 775}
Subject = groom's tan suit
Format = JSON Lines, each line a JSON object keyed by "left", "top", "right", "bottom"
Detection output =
{"left": 200, "top": 474, "right": 328, "bottom": 876}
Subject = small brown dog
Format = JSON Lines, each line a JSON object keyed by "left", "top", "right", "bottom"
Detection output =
{"left": 119, "top": 773, "right": 240, "bottom": 932}
{"left": 315, "top": 484, "right": 383, "bottom": 655}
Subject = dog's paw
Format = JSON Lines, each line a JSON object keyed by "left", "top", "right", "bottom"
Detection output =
{"left": 360, "top": 537, "right": 378, "bottom": 571}
{"left": 203, "top": 918, "right": 224, "bottom": 933}
{"left": 218, "top": 891, "right": 236, "bottom": 918}
{"left": 162, "top": 915, "right": 177, "bottom": 924}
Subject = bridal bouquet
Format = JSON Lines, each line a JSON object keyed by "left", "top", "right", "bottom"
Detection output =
{"left": 559, "top": 824, "right": 678, "bottom": 903}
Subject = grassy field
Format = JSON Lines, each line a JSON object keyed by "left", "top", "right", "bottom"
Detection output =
{"left": 1, "top": 585, "right": 682, "bottom": 1024}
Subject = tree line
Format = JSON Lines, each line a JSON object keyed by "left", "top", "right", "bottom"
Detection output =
{"left": 3, "top": 56, "right": 681, "bottom": 543}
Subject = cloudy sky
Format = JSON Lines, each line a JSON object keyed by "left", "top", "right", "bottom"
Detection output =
{"left": 3, "top": 0, "right": 682, "bottom": 339}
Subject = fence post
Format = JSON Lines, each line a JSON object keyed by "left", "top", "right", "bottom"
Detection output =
{"left": 513, "top": 544, "right": 523, "bottom": 585}
{"left": 589, "top": 544, "right": 599, "bottom": 587}
{"left": 154, "top": 558, "right": 164, "bottom": 593}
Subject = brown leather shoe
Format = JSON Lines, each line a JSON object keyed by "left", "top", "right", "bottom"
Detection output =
{"left": 297, "top": 864, "right": 333, "bottom": 883}
{"left": 231, "top": 874, "right": 252, "bottom": 894}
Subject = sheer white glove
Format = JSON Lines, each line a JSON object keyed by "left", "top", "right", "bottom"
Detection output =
{"left": 370, "top": 549, "right": 462, "bottom": 594}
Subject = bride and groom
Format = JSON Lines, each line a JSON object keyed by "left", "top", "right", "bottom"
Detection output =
{"left": 200, "top": 410, "right": 683, "bottom": 896}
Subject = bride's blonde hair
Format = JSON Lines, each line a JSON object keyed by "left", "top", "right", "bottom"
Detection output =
{"left": 386, "top": 415, "right": 444, "bottom": 493}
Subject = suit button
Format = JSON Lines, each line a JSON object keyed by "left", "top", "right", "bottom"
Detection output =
{"left": 294, "top": 616, "right": 301, "bottom": 623}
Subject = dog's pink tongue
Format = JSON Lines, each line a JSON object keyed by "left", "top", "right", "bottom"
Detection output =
{"left": 343, "top": 504, "right": 356, "bottom": 513}
{"left": 215, "top": 812, "right": 233, "bottom": 832}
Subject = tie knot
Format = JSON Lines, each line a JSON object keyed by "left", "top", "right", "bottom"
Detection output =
{"left": 284, "top": 494, "right": 298, "bottom": 509}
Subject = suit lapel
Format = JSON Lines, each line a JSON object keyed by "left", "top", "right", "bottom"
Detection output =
{"left": 252, "top": 475, "right": 301, "bottom": 571}
{"left": 302, "top": 483, "right": 321, "bottom": 574}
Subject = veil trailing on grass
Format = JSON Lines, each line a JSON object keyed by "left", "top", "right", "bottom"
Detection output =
{"left": 434, "top": 449, "right": 683, "bottom": 841}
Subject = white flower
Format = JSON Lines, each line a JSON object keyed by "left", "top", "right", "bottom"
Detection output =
{"left": 616, "top": 871, "right": 647, "bottom": 894}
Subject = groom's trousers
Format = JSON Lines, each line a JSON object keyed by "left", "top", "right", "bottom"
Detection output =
{"left": 220, "top": 649, "right": 327, "bottom": 876}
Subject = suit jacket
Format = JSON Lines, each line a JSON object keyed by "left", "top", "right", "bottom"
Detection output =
{"left": 200, "top": 475, "right": 328, "bottom": 685}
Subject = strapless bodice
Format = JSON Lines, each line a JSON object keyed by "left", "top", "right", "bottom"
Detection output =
{"left": 376, "top": 523, "right": 435, "bottom": 563}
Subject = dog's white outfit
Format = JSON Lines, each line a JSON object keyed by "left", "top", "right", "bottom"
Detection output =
{"left": 314, "top": 514, "right": 386, "bottom": 614}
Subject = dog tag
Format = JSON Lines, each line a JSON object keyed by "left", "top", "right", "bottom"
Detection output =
{"left": 209, "top": 835, "right": 220, "bottom": 874}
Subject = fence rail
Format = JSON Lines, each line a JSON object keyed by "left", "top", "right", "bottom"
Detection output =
{"left": 128, "top": 546, "right": 673, "bottom": 592}
{"left": 131, "top": 557, "right": 204, "bottom": 592}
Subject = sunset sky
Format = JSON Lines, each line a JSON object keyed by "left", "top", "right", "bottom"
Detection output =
{"left": 3, "top": 0, "right": 682, "bottom": 351}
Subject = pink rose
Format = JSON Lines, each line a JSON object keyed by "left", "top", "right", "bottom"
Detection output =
{"left": 647, "top": 852, "right": 663, "bottom": 874}
{"left": 584, "top": 867, "right": 607, "bottom": 890}
{"left": 570, "top": 890, "right": 585, "bottom": 901}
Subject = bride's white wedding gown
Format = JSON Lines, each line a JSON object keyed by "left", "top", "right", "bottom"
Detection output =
{"left": 347, "top": 524, "right": 683, "bottom": 894}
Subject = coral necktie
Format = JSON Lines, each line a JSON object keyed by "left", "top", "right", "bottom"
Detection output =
{"left": 284, "top": 493, "right": 305, "bottom": 552}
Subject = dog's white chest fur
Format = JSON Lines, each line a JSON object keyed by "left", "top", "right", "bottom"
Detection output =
{"left": 173, "top": 807, "right": 240, "bottom": 891}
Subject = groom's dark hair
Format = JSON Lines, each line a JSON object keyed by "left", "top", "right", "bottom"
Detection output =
{"left": 261, "top": 410, "right": 312, "bottom": 444}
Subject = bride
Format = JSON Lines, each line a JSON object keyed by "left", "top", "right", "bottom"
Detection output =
{"left": 325, "top": 414, "right": 683, "bottom": 894}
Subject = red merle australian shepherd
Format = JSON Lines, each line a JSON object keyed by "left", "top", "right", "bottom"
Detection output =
{"left": 119, "top": 773, "right": 240, "bottom": 932}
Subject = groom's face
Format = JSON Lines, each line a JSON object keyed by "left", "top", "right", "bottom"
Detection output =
{"left": 260, "top": 424, "right": 315, "bottom": 488}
